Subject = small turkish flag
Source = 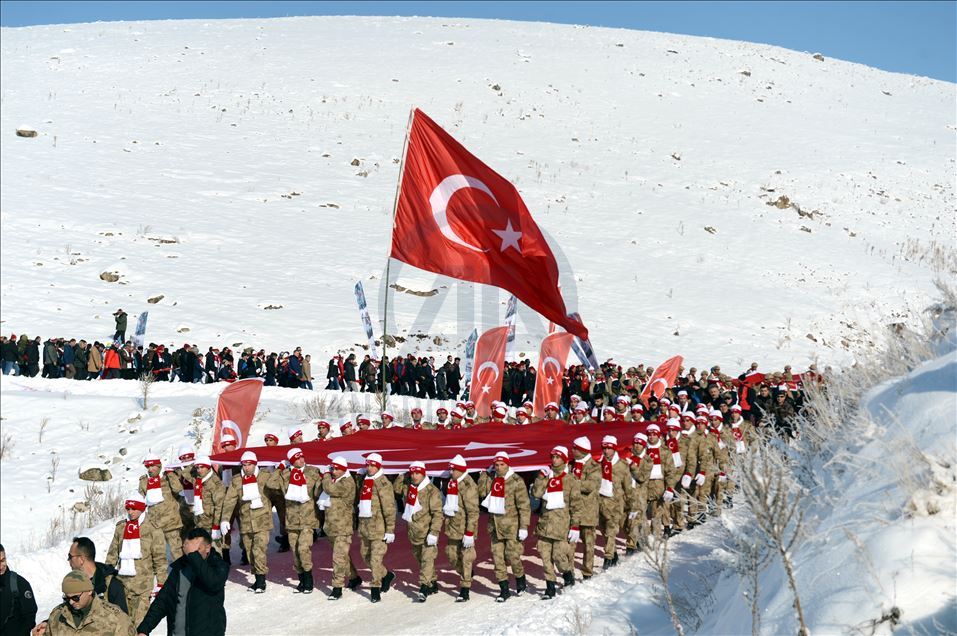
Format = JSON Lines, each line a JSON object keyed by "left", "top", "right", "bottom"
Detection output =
{"left": 391, "top": 109, "right": 588, "bottom": 340}
{"left": 532, "top": 331, "right": 574, "bottom": 418}
{"left": 469, "top": 326, "right": 509, "bottom": 418}
{"left": 212, "top": 378, "right": 264, "bottom": 454}
{"left": 639, "top": 355, "right": 684, "bottom": 406}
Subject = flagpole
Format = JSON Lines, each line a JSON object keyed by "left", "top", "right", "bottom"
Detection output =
{"left": 381, "top": 107, "right": 416, "bottom": 413}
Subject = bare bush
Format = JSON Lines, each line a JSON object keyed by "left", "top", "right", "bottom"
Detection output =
{"left": 38, "top": 416, "right": 49, "bottom": 444}
{"left": 139, "top": 371, "right": 155, "bottom": 409}
{"left": 0, "top": 432, "right": 13, "bottom": 461}
{"left": 564, "top": 604, "right": 592, "bottom": 636}
{"left": 642, "top": 535, "right": 685, "bottom": 636}
{"left": 294, "top": 392, "right": 342, "bottom": 422}
{"left": 50, "top": 453, "right": 61, "bottom": 485}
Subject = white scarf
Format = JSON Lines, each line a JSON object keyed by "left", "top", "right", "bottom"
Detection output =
{"left": 192, "top": 472, "right": 213, "bottom": 517}
{"left": 647, "top": 442, "right": 664, "bottom": 479}
{"left": 358, "top": 469, "right": 383, "bottom": 518}
{"left": 241, "top": 469, "right": 264, "bottom": 510}
{"left": 317, "top": 471, "right": 349, "bottom": 511}
{"left": 481, "top": 469, "right": 514, "bottom": 515}
{"left": 284, "top": 466, "right": 310, "bottom": 503}
{"left": 144, "top": 476, "right": 164, "bottom": 506}
{"left": 542, "top": 468, "right": 566, "bottom": 510}
{"left": 402, "top": 478, "right": 431, "bottom": 522}
{"left": 443, "top": 474, "right": 466, "bottom": 517}
{"left": 715, "top": 424, "right": 726, "bottom": 449}
{"left": 118, "top": 510, "right": 146, "bottom": 577}
{"left": 599, "top": 453, "right": 619, "bottom": 497}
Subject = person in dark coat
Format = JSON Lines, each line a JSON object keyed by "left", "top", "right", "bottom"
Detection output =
{"left": 68, "top": 536, "right": 128, "bottom": 614}
{"left": 25, "top": 337, "right": 40, "bottom": 377}
{"left": 114, "top": 309, "right": 128, "bottom": 343}
{"left": 0, "top": 543, "right": 38, "bottom": 636}
{"left": 1, "top": 336, "right": 19, "bottom": 375}
{"left": 343, "top": 354, "right": 358, "bottom": 391}
{"left": 137, "top": 527, "right": 228, "bottom": 636}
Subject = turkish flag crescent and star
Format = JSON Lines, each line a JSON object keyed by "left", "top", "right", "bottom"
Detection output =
{"left": 390, "top": 109, "right": 588, "bottom": 341}
{"left": 639, "top": 355, "right": 684, "bottom": 406}
{"left": 211, "top": 420, "right": 651, "bottom": 475}
{"left": 211, "top": 378, "right": 264, "bottom": 454}
{"left": 468, "top": 326, "right": 509, "bottom": 418}
{"left": 532, "top": 332, "right": 574, "bottom": 418}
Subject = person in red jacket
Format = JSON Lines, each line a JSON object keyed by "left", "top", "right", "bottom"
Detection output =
{"left": 102, "top": 345, "right": 121, "bottom": 380}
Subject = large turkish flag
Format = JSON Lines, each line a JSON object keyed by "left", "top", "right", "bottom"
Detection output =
{"left": 468, "top": 326, "right": 509, "bottom": 417}
{"left": 390, "top": 109, "right": 588, "bottom": 340}
{"left": 211, "top": 378, "right": 264, "bottom": 453}
{"left": 531, "top": 332, "right": 574, "bottom": 418}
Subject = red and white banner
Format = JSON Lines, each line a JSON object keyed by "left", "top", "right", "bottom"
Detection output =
{"left": 639, "top": 355, "right": 684, "bottom": 406}
{"left": 468, "top": 326, "right": 509, "bottom": 417}
{"left": 389, "top": 109, "right": 588, "bottom": 340}
{"left": 211, "top": 420, "right": 650, "bottom": 475}
{"left": 211, "top": 378, "right": 264, "bottom": 454}
{"left": 532, "top": 332, "right": 574, "bottom": 418}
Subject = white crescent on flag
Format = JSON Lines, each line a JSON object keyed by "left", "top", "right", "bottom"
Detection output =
{"left": 430, "top": 174, "right": 496, "bottom": 253}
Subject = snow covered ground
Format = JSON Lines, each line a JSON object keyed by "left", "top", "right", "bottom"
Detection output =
{"left": 1, "top": 14, "right": 955, "bottom": 635}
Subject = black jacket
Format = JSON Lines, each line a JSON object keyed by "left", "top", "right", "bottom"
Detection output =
{"left": 0, "top": 569, "right": 37, "bottom": 636}
{"left": 91, "top": 562, "right": 128, "bottom": 614}
{"left": 137, "top": 550, "right": 228, "bottom": 636}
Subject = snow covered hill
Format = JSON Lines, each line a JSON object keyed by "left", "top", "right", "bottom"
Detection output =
{"left": 1, "top": 15, "right": 955, "bottom": 636}
{"left": 1, "top": 16, "right": 954, "bottom": 368}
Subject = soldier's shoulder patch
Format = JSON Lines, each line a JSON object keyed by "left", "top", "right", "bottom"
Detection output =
{"left": 24, "top": 589, "right": 33, "bottom": 599}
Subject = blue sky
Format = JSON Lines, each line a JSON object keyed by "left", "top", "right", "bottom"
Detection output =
{"left": 1, "top": 1, "right": 954, "bottom": 82}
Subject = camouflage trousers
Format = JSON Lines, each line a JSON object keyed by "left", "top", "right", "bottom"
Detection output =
{"left": 124, "top": 588, "right": 150, "bottom": 628}
{"left": 445, "top": 538, "right": 476, "bottom": 588}
{"left": 289, "top": 528, "right": 314, "bottom": 573}
{"left": 162, "top": 528, "right": 184, "bottom": 560}
{"left": 410, "top": 542, "right": 437, "bottom": 586}
{"left": 646, "top": 480, "right": 671, "bottom": 534}
{"left": 598, "top": 498, "right": 623, "bottom": 558}
{"left": 241, "top": 530, "right": 270, "bottom": 575}
{"left": 537, "top": 537, "right": 572, "bottom": 582}
{"left": 489, "top": 532, "right": 524, "bottom": 581}
{"left": 329, "top": 534, "right": 357, "bottom": 588}
{"left": 576, "top": 526, "right": 598, "bottom": 576}
{"left": 359, "top": 536, "right": 389, "bottom": 587}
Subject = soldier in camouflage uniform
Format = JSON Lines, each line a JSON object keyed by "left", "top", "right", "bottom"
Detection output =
{"left": 182, "top": 456, "right": 226, "bottom": 556}
{"left": 319, "top": 456, "right": 358, "bottom": 600}
{"left": 395, "top": 461, "right": 444, "bottom": 602}
{"left": 625, "top": 433, "right": 648, "bottom": 553}
{"left": 635, "top": 424, "right": 678, "bottom": 536}
{"left": 597, "top": 435, "right": 632, "bottom": 569}
{"left": 261, "top": 432, "right": 289, "bottom": 553}
{"left": 442, "top": 454, "right": 479, "bottom": 602}
{"left": 476, "top": 451, "right": 531, "bottom": 602}
{"left": 532, "top": 446, "right": 582, "bottom": 599}
{"left": 220, "top": 451, "right": 275, "bottom": 593}
{"left": 138, "top": 453, "right": 183, "bottom": 560}
{"left": 36, "top": 571, "right": 134, "bottom": 635}
{"left": 275, "top": 447, "right": 322, "bottom": 593}
{"left": 355, "top": 453, "right": 397, "bottom": 603}
{"left": 569, "top": 436, "right": 602, "bottom": 578}
{"left": 105, "top": 494, "right": 167, "bottom": 628}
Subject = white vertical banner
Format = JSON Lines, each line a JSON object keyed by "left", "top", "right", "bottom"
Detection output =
{"left": 462, "top": 328, "right": 478, "bottom": 390}
{"left": 503, "top": 294, "right": 518, "bottom": 361}
{"left": 354, "top": 282, "right": 379, "bottom": 360}
{"left": 132, "top": 311, "right": 149, "bottom": 350}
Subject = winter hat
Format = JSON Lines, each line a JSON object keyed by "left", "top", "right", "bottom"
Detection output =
{"left": 551, "top": 446, "right": 569, "bottom": 462}
{"left": 545, "top": 402, "right": 560, "bottom": 412}
{"left": 631, "top": 403, "right": 644, "bottom": 412}
{"left": 221, "top": 433, "right": 238, "bottom": 447}
{"left": 287, "top": 447, "right": 304, "bottom": 463}
{"left": 193, "top": 455, "right": 212, "bottom": 468}
{"left": 667, "top": 421, "right": 681, "bottom": 431}
{"left": 142, "top": 453, "right": 162, "bottom": 468}
{"left": 381, "top": 412, "right": 394, "bottom": 422}
{"left": 451, "top": 408, "right": 465, "bottom": 419}
{"left": 601, "top": 435, "right": 618, "bottom": 449}
{"left": 436, "top": 407, "right": 448, "bottom": 416}
{"left": 62, "top": 571, "right": 94, "bottom": 595}
{"left": 493, "top": 451, "right": 511, "bottom": 464}
{"left": 264, "top": 432, "right": 279, "bottom": 443}
{"left": 409, "top": 461, "right": 427, "bottom": 475}
{"left": 492, "top": 404, "right": 507, "bottom": 418}
{"left": 696, "top": 404, "right": 709, "bottom": 413}
{"left": 633, "top": 432, "right": 648, "bottom": 446}
{"left": 124, "top": 493, "right": 147, "bottom": 511}
{"left": 357, "top": 414, "right": 371, "bottom": 425}
{"left": 677, "top": 390, "right": 688, "bottom": 397}
{"left": 646, "top": 423, "right": 661, "bottom": 435}
{"left": 411, "top": 407, "right": 423, "bottom": 415}
{"left": 331, "top": 456, "right": 349, "bottom": 471}
{"left": 668, "top": 405, "right": 680, "bottom": 413}
{"left": 570, "top": 394, "right": 581, "bottom": 402}
{"left": 340, "top": 420, "right": 354, "bottom": 432}
{"left": 695, "top": 415, "right": 709, "bottom": 424}
{"left": 660, "top": 398, "right": 671, "bottom": 406}
{"left": 316, "top": 420, "right": 331, "bottom": 430}
{"left": 240, "top": 451, "right": 258, "bottom": 464}
{"left": 178, "top": 445, "right": 196, "bottom": 461}
{"left": 731, "top": 405, "right": 742, "bottom": 412}
{"left": 681, "top": 412, "right": 695, "bottom": 420}
{"left": 465, "top": 400, "right": 475, "bottom": 408}
{"left": 287, "top": 426, "right": 303, "bottom": 439}
{"left": 449, "top": 454, "right": 468, "bottom": 472}
{"left": 573, "top": 405, "right": 587, "bottom": 414}
{"left": 365, "top": 453, "right": 383, "bottom": 468}
{"left": 522, "top": 400, "right": 533, "bottom": 409}
{"left": 616, "top": 395, "right": 629, "bottom": 404}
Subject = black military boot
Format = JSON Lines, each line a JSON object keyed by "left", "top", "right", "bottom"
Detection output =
{"left": 327, "top": 587, "right": 342, "bottom": 601}
{"left": 611, "top": 553, "right": 620, "bottom": 567}
{"left": 429, "top": 581, "right": 439, "bottom": 595}
{"left": 417, "top": 584, "right": 429, "bottom": 602}
{"left": 455, "top": 587, "right": 470, "bottom": 602}
{"left": 602, "top": 557, "right": 613, "bottom": 570}
{"left": 346, "top": 576, "right": 362, "bottom": 591}
{"left": 294, "top": 572, "right": 305, "bottom": 593}
{"left": 381, "top": 570, "right": 396, "bottom": 593}
{"left": 247, "top": 577, "right": 259, "bottom": 592}
{"left": 542, "top": 580, "right": 556, "bottom": 600}
{"left": 495, "top": 580, "right": 510, "bottom": 603}
{"left": 515, "top": 575, "right": 527, "bottom": 596}
{"left": 302, "top": 572, "right": 314, "bottom": 594}
{"left": 254, "top": 574, "right": 266, "bottom": 594}
{"left": 370, "top": 587, "right": 381, "bottom": 603}
{"left": 625, "top": 547, "right": 637, "bottom": 556}
{"left": 562, "top": 571, "right": 576, "bottom": 588}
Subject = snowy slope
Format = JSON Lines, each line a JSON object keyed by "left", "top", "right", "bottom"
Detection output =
{"left": 1, "top": 16, "right": 955, "bottom": 370}
{"left": 1, "top": 15, "right": 956, "bottom": 636}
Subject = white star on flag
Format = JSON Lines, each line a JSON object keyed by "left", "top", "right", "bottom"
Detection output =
{"left": 492, "top": 220, "right": 522, "bottom": 253}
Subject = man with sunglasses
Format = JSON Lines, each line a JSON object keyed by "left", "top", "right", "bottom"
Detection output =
{"left": 30, "top": 571, "right": 133, "bottom": 635}
{"left": 66, "top": 537, "right": 128, "bottom": 614}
